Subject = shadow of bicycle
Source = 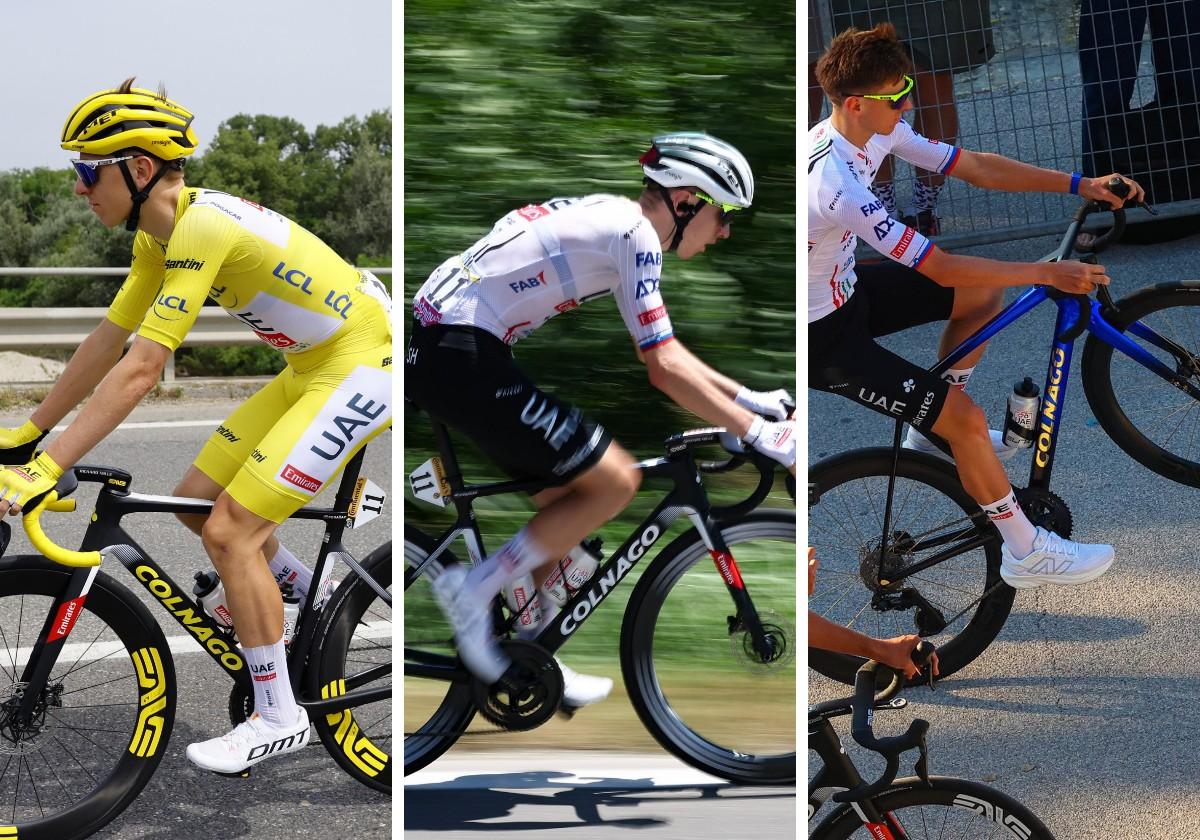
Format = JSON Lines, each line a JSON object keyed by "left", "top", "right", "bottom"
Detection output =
{"left": 404, "top": 770, "right": 794, "bottom": 832}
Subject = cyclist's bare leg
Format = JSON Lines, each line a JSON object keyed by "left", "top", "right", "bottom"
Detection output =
{"left": 174, "top": 466, "right": 282, "bottom": 561}
{"left": 201, "top": 493, "right": 283, "bottom": 648}
{"left": 930, "top": 388, "right": 1009, "bottom": 503}
{"left": 938, "top": 285, "right": 1005, "bottom": 369}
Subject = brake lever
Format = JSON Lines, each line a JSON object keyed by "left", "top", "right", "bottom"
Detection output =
{"left": 914, "top": 728, "right": 931, "bottom": 784}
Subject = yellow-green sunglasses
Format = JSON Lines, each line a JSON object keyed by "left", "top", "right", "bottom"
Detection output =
{"left": 850, "top": 75, "right": 914, "bottom": 110}
{"left": 694, "top": 190, "right": 741, "bottom": 223}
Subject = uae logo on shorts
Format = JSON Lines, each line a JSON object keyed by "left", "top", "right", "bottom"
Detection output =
{"left": 280, "top": 464, "right": 322, "bottom": 493}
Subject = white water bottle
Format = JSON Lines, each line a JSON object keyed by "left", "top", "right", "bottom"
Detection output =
{"left": 281, "top": 582, "right": 302, "bottom": 646}
{"left": 542, "top": 541, "right": 602, "bottom": 607}
{"left": 501, "top": 574, "right": 546, "bottom": 634}
{"left": 193, "top": 571, "right": 235, "bottom": 629}
{"left": 1003, "top": 377, "right": 1040, "bottom": 449}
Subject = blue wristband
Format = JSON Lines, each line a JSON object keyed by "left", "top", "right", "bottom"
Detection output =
{"left": 1069, "top": 172, "right": 1083, "bottom": 195}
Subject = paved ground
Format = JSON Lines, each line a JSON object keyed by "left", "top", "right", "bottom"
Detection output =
{"left": 808, "top": 223, "right": 1200, "bottom": 838}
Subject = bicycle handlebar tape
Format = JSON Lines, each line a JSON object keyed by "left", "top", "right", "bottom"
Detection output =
{"left": 24, "top": 490, "right": 101, "bottom": 567}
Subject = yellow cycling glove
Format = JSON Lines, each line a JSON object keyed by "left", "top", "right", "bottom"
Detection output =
{"left": 0, "top": 420, "right": 48, "bottom": 465}
{"left": 0, "top": 451, "right": 63, "bottom": 512}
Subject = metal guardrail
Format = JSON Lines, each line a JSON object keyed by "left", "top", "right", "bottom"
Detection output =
{"left": 0, "top": 267, "right": 393, "bottom": 383}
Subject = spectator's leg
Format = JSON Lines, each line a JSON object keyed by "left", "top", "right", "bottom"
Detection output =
{"left": 906, "top": 69, "right": 958, "bottom": 232}
{"left": 1080, "top": 0, "right": 1146, "bottom": 173}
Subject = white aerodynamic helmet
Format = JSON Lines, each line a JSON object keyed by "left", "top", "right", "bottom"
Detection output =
{"left": 640, "top": 132, "right": 754, "bottom": 208}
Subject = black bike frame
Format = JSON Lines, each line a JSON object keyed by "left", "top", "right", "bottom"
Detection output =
{"left": 405, "top": 420, "right": 780, "bottom": 684}
{"left": 808, "top": 713, "right": 888, "bottom": 824}
{"left": 874, "top": 212, "right": 1200, "bottom": 586}
{"left": 15, "top": 448, "right": 388, "bottom": 721}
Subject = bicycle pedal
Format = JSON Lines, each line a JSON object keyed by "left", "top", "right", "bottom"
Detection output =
{"left": 212, "top": 768, "right": 252, "bottom": 779}
{"left": 557, "top": 702, "right": 581, "bottom": 720}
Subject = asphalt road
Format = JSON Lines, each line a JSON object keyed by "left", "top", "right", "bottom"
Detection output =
{"left": 808, "top": 224, "right": 1200, "bottom": 838}
{"left": 406, "top": 751, "right": 796, "bottom": 840}
{"left": 0, "top": 398, "right": 392, "bottom": 839}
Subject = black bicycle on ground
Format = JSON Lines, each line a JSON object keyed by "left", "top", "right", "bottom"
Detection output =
{"left": 0, "top": 445, "right": 391, "bottom": 840}
{"left": 808, "top": 644, "right": 1057, "bottom": 839}
{"left": 404, "top": 412, "right": 796, "bottom": 784}
{"left": 809, "top": 179, "right": 1200, "bottom": 684}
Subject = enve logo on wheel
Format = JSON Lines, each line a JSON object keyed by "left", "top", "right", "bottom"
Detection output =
{"left": 129, "top": 647, "right": 168, "bottom": 758}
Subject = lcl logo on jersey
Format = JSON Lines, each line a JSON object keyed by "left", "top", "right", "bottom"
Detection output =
{"left": 153, "top": 294, "right": 191, "bottom": 320}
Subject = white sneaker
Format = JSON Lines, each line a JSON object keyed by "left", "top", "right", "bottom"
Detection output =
{"left": 1000, "top": 526, "right": 1115, "bottom": 589}
{"left": 431, "top": 564, "right": 511, "bottom": 684}
{"left": 904, "top": 426, "right": 1019, "bottom": 463}
{"left": 186, "top": 708, "right": 310, "bottom": 774}
{"left": 556, "top": 658, "right": 613, "bottom": 708}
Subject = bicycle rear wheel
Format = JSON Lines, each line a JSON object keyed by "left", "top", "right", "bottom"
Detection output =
{"left": 309, "top": 542, "right": 392, "bottom": 793}
{"left": 810, "top": 776, "right": 1056, "bottom": 839}
{"left": 621, "top": 509, "right": 795, "bottom": 785}
{"left": 1082, "top": 281, "right": 1200, "bottom": 487}
{"left": 403, "top": 526, "right": 476, "bottom": 775}
{"left": 808, "top": 449, "right": 1013, "bottom": 685}
{"left": 0, "top": 556, "right": 176, "bottom": 840}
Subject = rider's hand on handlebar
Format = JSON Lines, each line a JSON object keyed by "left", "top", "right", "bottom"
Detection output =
{"left": 0, "top": 452, "right": 62, "bottom": 516}
{"left": 873, "top": 634, "right": 941, "bottom": 681}
{"left": 744, "top": 415, "right": 796, "bottom": 472}
{"left": 1044, "top": 259, "right": 1110, "bottom": 294}
{"left": 735, "top": 387, "right": 795, "bottom": 421}
{"left": 1080, "top": 173, "right": 1145, "bottom": 209}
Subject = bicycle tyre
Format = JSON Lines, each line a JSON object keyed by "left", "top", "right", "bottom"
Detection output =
{"left": 309, "top": 541, "right": 392, "bottom": 793}
{"left": 621, "top": 509, "right": 796, "bottom": 785}
{"left": 808, "top": 449, "right": 1013, "bottom": 685}
{"left": 403, "top": 526, "right": 476, "bottom": 776}
{"left": 0, "top": 555, "right": 177, "bottom": 840}
{"left": 1082, "top": 281, "right": 1200, "bottom": 487}
{"left": 811, "top": 775, "right": 1057, "bottom": 839}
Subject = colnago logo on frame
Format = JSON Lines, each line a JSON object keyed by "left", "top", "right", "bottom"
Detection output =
{"left": 560, "top": 522, "right": 662, "bottom": 635}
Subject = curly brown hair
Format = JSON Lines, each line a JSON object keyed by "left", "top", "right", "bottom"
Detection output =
{"left": 815, "top": 23, "right": 913, "bottom": 106}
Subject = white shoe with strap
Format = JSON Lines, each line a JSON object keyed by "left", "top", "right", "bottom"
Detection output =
{"left": 185, "top": 708, "right": 311, "bottom": 774}
{"left": 556, "top": 658, "right": 612, "bottom": 708}
{"left": 1000, "top": 526, "right": 1115, "bottom": 589}
{"left": 904, "top": 426, "right": 1019, "bottom": 463}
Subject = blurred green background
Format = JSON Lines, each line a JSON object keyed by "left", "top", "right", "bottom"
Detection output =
{"left": 403, "top": 0, "right": 797, "bottom": 724}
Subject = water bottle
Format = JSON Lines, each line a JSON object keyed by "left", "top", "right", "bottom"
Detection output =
{"left": 1004, "top": 377, "right": 1040, "bottom": 449}
{"left": 193, "top": 571, "right": 235, "bottom": 629}
{"left": 501, "top": 574, "right": 545, "bottom": 634}
{"left": 281, "top": 582, "right": 302, "bottom": 646}
{"left": 542, "top": 539, "right": 603, "bottom": 607}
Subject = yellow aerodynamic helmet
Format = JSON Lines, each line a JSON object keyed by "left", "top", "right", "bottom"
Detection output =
{"left": 61, "top": 84, "right": 198, "bottom": 160}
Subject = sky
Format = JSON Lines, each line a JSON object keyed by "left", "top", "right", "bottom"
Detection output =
{"left": 2, "top": 0, "right": 392, "bottom": 170}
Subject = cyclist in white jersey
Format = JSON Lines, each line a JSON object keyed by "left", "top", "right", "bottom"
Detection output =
{"left": 809, "top": 24, "right": 1143, "bottom": 589}
{"left": 407, "top": 133, "right": 795, "bottom": 698}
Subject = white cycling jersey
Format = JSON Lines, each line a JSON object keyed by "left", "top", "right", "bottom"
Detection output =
{"left": 413, "top": 194, "right": 674, "bottom": 351}
{"left": 807, "top": 117, "right": 961, "bottom": 322}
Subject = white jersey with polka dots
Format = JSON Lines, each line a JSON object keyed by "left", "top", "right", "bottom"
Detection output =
{"left": 414, "top": 194, "right": 674, "bottom": 351}
{"left": 807, "top": 118, "right": 962, "bottom": 322}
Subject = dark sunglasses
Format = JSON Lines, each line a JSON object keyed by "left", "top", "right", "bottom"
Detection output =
{"left": 71, "top": 155, "right": 136, "bottom": 187}
{"left": 694, "top": 190, "right": 741, "bottom": 224}
{"left": 849, "top": 75, "right": 915, "bottom": 110}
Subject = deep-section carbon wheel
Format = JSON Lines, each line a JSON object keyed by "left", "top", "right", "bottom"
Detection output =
{"left": 621, "top": 509, "right": 795, "bottom": 784}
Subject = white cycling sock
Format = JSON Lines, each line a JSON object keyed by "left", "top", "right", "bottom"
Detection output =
{"left": 243, "top": 637, "right": 300, "bottom": 727}
{"left": 982, "top": 490, "right": 1038, "bottom": 558}
{"left": 467, "top": 527, "right": 551, "bottom": 605}
{"left": 942, "top": 366, "right": 975, "bottom": 392}
{"left": 268, "top": 543, "right": 313, "bottom": 601}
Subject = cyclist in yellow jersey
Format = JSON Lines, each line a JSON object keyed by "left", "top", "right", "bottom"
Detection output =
{"left": 0, "top": 79, "right": 392, "bottom": 774}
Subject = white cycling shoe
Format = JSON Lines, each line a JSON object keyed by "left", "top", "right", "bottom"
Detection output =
{"left": 999, "top": 526, "right": 1115, "bottom": 589}
{"left": 903, "top": 427, "right": 1019, "bottom": 463}
{"left": 556, "top": 658, "right": 613, "bottom": 708}
{"left": 186, "top": 708, "right": 310, "bottom": 774}
{"left": 431, "top": 564, "right": 511, "bottom": 684}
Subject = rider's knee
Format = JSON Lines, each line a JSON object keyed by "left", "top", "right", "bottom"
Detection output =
{"left": 936, "top": 392, "right": 988, "bottom": 442}
{"left": 201, "top": 496, "right": 269, "bottom": 568}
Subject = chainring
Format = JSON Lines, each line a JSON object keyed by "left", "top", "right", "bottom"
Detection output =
{"left": 472, "top": 640, "right": 563, "bottom": 731}
{"left": 1016, "top": 487, "right": 1073, "bottom": 537}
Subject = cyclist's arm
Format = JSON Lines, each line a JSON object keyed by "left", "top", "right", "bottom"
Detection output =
{"left": 44, "top": 336, "right": 172, "bottom": 470}
{"left": 808, "top": 611, "right": 928, "bottom": 678}
{"left": 29, "top": 318, "right": 131, "bottom": 431}
{"left": 951, "top": 150, "right": 1081, "bottom": 194}
{"left": 918, "top": 246, "right": 1107, "bottom": 294}
{"left": 641, "top": 339, "right": 759, "bottom": 437}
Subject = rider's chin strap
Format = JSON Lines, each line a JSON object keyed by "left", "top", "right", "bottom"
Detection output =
{"left": 117, "top": 158, "right": 174, "bottom": 233}
{"left": 654, "top": 183, "right": 700, "bottom": 251}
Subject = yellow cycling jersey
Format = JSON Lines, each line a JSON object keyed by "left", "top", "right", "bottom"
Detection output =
{"left": 107, "top": 188, "right": 390, "bottom": 361}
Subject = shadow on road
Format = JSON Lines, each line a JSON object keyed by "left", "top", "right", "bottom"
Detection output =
{"left": 404, "top": 770, "right": 793, "bottom": 831}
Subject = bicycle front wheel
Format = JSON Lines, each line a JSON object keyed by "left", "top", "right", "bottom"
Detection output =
{"left": 309, "top": 541, "right": 392, "bottom": 793}
{"left": 403, "top": 526, "right": 476, "bottom": 776}
{"left": 1082, "top": 281, "right": 1200, "bottom": 487}
{"left": 811, "top": 776, "right": 1056, "bottom": 839}
{"left": 808, "top": 449, "right": 1013, "bottom": 685}
{"left": 0, "top": 556, "right": 176, "bottom": 840}
{"left": 621, "top": 509, "right": 795, "bottom": 785}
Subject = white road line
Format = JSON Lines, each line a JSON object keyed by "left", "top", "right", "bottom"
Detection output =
{"left": 5, "top": 620, "right": 391, "bottom": 667}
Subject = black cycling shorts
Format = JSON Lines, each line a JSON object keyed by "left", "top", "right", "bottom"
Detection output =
{"left": 809, "top": 261, "right": 956, "bottom": 433}
{"left": 405, "top": 322, "right": 612, "bottom": 484}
